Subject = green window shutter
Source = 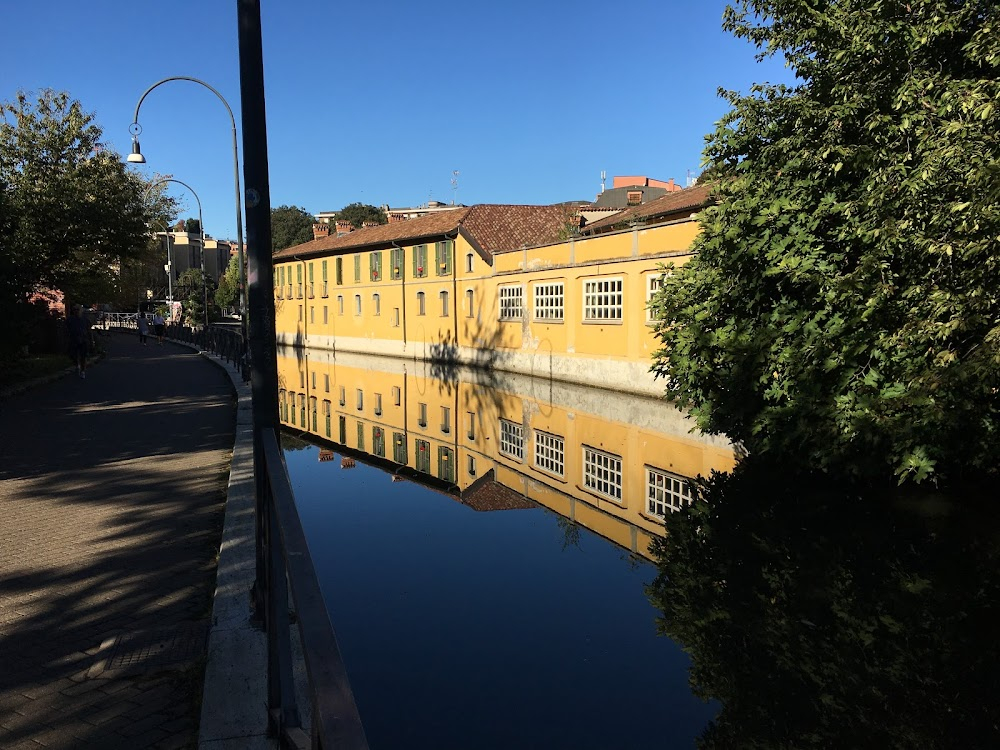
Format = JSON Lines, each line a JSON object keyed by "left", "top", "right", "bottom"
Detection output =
{"left": 322, "top": 260, "right": 328, "bottom": 281}
{"left": 308, "top": 263, "right": 314, "bottom": 282}
{"left": 434, "top": 243, "right": 441, "bottom": 275}
{"left": 354, "top": 255, "right": 360, "bottom": 282}
{"left": 376, "top": 252, "right": 383, "bottom": 280}
{"left": 412, "top": 246, "right": 419, "bottom": 277}
{"left": 336, "top": 258, "right": 343, "bottom": 285}
{"left": 297, "top": 265, "right": 302, "bottom": 283}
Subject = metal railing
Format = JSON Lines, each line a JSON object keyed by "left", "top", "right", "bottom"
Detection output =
{"left": 261, "top": 429, "right": 369, "bottom": 749}
{"left": 166, "top": 323, "right": 250, "bottom": 383}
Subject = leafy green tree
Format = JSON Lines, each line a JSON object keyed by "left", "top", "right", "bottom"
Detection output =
{"left": 335, "top": 202, "right": 387, "bottom": 229}
{"left": 271, "top": 205, "right": 315, "bottom": 252}
{"left": 1, "top": 89, "right": 167, "bottom": 353}
{"left": 215, "top": 251, "right": 240, "bottom": 310}
{"left": 650, "top": 1, "right": 1000, "bottom": 484}
{"left": 185, "top": 217, "right": 201, "bottom": 235}
{"left": 176, "top": 268, "right": 206, "bottom": 327}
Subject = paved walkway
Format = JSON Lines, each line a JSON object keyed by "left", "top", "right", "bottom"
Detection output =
{"left": 0, "top": 331, "right": 235, "bottom": 749}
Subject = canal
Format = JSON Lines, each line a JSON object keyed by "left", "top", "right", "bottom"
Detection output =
{"left": 277, "top": 347, "right": 735, "bottom": 748}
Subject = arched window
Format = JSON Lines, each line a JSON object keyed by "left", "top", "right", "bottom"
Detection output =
{"left": 416, "top": 291, "right": 426, "bottom": 315}
{"left": 440, "top": 290, "right": 449, "bottom": 317}
{"left": 372, "top": 293, "right": 381, "bottom": 316}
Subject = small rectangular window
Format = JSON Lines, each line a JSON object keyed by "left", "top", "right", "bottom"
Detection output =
{"left": 534, "top": 430, "right": 565, "bottom": 477}
{"left": 309, "top": 396, "right": 318, "bottom": 431}
{"left": 646, "top": 467, "right": 694, "bottom": 517}
{"left": 391, "top": 247, "right": 404, "bottom": 280}
{"left": 373, "top": 426, "right": 385, "bottom": 457}
{"left": 310, "top": 306, "right": 315, "bottom": 324}
{"left": 417, "top": 292, "right": 426, "bottom": 316}
{"left": 354, "top": 295, "right": 362, "bottom": 316}
{"left": 356, "top": 389, "right": 363, "bottom": 410}
{"left": 375, "top": 393, "right": 383, "bottom": 416}
{"left": 323, "top": 399, "right": 331, "bottom": 437}
{"left": 646, "top": 272, "right": 670, "bottom": 323}
{"left": 441, "top": 406, "right": 451, "bottom": 433}
{"left": 393, "top": 432, "right": 408, "bottom": 464}
{"left": 440, "top": 290, "right": 449, "bottom": 317}
{"left": 339, "top": 386, "right": 346, "bottom": 406}
{"left": 373, "top": 293, "right": 381, "bottom": 316}
{"left": 412, "top": 244, "right": 428, "bottom": 278}
{"left": 465, "top": 289, "right": 474, "bottom": 317}
{"left": 467, "top": 411, "right": 476, "bottom": 440}
{"left": 467, "top": 455, "right": 477, "bottom": 476}
{"left": 338, "top": 415, "right": 347, "bottom": 443}
{"left": 583, "top": 278, "right": 623, "bottom": 322}
{"left": 438, "top": 446, "right": 455, "bottom": 482}
{"left": 300, "top": 370, "right": 305, "bottom": 388}
{"left": 534, "top": 282, "right": 565, "bottom": 321}
{"left": 499, "top": 419, "right": 524, "bottom": 460}
{"left": 499, "top": 285, "right": 524, "bottom": 321}
{"left": 392, "top": 307, "right": 400, "bottom": 327}
{"left": 357, "top": 421, "right": 365, "bottom": 451}
{"left": 323, "top": 305, "right": 328, "bottom": 324}
{"left": 337, "top": 295, "right": 344, "bottom": 315}
{"left": 324, "top": 374, "right": 330, "bottom": 393}
{"left": 416, "top": 439, "right": 431, "bottom": 473}
{"left": 370, "top": 251, "right": 382, "bottom": 282}
{"left": 392, "top": 386, "right": 401, "bottom": 405}
{"left": 435, "top": 239, "right": 453, "bottom": 276}
{"left": 418, "top": 402, "right": 427, "bottom": 428}
{"left": 465, "top": 253, "right": 474, "bottom": 273}
{"left": 311, "top": 372, "right": 316, "bottom": 389}
{"left": 583, "top": 446, "right": 623, "bottom": 502}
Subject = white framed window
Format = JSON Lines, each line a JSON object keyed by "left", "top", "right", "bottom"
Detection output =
{"left": 441, "top": 406, "right": 451, "bottom": 433}
{"left": 466, "top": 253, "right": 474, "bottom": 273}
{"left": 417, "top": 291, "right": 426, "bottom": 315}
{"left": 440, "top": 290, "right": 449, "bottom": 317}
{"left": 392, "top": 385, "right": 401, "bottom": 405}
{"left": 533, "top": 282, "right": 564, "bottom": 321}
{"left": 311, "top": 372, "right": 316, "bottom": 389}
{"left": 646, "top": 467, "right": 694, "bottom": 518}
{"left": 356, "top": 389, "right": 363, "bottom": 411}
{"left": 309, "top": 306, "right": 315, "bottom": 324}
{"left": 339, "top": 386, "right": 346, "bottom": 406}
{"left": 375, "top": 393, "right": 383, "bottom": 416}
{"left": 465, "top": 289, "right": 474, "bottom": 317}
{"left": 499, "top": 418, "right": 524, "bottom": 460}
{"left": 533, "top": 430, "right": 565, "bottom": 477}
{"left": 646, "top": 271, "right": 670, "bottom": 323}
{"left": 418, "top": 402, "right": 427, "bottom": 428}
{"left": 583, "top": 277, "right": 623, "bottom": 322}
{"left": 583, "top": 446, "right": 623, "bottom": 502}
{"left": 372, "top": 293, "right": 381, "bottom": 316}
{"left": 323, "top": 305, "right": 328, "bottom": 324}
{"left": 324, "top": 374, "right": 330, "bottom": 393}
{"left": 466, "top": 411, "right": 476, "bottom": 440}
{"left": 391, "top": 307, "right": 400, "bottom": 327}
{"left": 498, "top": 284, "right": 524, "bottom": 321}
{"left": 337, "top": 295, "right": 344, "bottom": 315}
{"left": 354, "top": 294, "right": 361, "bottom": 316}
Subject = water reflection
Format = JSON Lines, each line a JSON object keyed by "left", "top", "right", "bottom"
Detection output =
{"left": 276, "top": 345, "right": 736, "bottom": 559}
{"left": 650, "top": 459, "right": 1000, "bottom": 749}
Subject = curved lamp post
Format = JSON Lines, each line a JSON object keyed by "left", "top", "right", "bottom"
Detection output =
{"left": 128, "top": 76, "right": 246, "bottom": 340}
{"left": 147, "top": 177, "right": 208, "bottom": 329}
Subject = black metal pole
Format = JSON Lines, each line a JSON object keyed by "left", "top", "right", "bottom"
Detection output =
{"left": 237, "top": 0, "right": 278, "bottom": 620}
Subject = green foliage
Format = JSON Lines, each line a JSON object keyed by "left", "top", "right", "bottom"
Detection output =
{"left": 185, "top": 217, "right": 201, "bottom": 235}
{"left": 0, "top": 89, "right": 168, "bottom": 353}
{"left": 650, "top": 1, "right": 1000, "bottom": 484}
{"left": 271, "top": 205, "right": 316, "bottom": 252}
{"left": 647, "top": 458, "right": 999, "bottom": 748}
{"left": 215, "top": 252, "right": 241, "bottom": 309}
{"left": 176, "top": 268, "right": 206, "bottom": 327}
{"left": 335, "top": 202, "right": 387, "bottom": 229}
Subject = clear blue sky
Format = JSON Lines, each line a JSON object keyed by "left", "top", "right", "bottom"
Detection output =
{"left": 1, "top": 0, "right": 792, "bottom": 240}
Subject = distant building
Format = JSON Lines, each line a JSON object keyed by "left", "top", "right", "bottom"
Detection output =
{"left": 314, "top": 201, "right": 466, "bottom": 233}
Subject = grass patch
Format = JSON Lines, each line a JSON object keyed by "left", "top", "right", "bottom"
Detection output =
{"left": 0, "top": 354, "right": 71, "bottom": 389}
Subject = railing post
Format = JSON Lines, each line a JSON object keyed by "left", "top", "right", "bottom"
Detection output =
{"left": 266, "top": 492, "right": 301, "bottom": 737}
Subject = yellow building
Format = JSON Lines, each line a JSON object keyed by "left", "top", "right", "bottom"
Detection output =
{"left": 272, "top": 186, "right": 711, "bottom": 396}
{"left": 277, "top": 348, "right": 735, "bottom": 560}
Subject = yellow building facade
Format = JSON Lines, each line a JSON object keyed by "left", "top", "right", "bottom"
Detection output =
{"left": 277, "top": 349, "right": 735, "bottom": 560}
{"left": 272, "top": 200, "right": 703, "bottom": 396}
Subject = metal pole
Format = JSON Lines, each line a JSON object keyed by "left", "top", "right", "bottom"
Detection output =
{"left": 147, "top": 178, "right": 203, "bottom": 326}
{"left": 237, "top": 0, "right": 278, "bottom": 621}
{"left": 130, "top": 76, "right": 246, "bottom": 340}
{"left": 166, "top": 233, "right": 173, "bottom": 316}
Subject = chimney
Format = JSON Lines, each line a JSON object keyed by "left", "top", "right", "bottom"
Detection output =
{"left": 361, "top": 221, "right": 378, "bottom": 229}
{"left": 335, "top": 220, "right": 353, "bottom": 235}
{"left": 312, "top": 222, "right": 330, "bottom": 240}
{"left": 388, "top": 212, "right": 407, "bottom": 224}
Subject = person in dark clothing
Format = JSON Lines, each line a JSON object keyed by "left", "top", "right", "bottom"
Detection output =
{"left": 67, "top": 305, "right": 91, "bottom": 378}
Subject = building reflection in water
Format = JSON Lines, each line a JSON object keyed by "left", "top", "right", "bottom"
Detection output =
{"left": 276, "top": 345, "right": 736, "bottom": 560}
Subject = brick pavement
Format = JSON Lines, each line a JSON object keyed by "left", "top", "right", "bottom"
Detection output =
{"left": 0, "top": 331, "right": 235, "bottom": 749}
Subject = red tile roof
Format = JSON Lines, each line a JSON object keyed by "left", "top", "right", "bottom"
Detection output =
{"left": 272, "top": 204, "right": 576, "bottom": 262}
{"left": 579, "top": 183, "right": 714, "bottom": 235}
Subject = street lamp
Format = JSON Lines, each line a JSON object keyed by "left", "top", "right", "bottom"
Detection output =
{"left": 128, "top": 76, "right": 246, "bottom": 340}
{"left": 147, "top": 177, "right": 208, "bottom": 329}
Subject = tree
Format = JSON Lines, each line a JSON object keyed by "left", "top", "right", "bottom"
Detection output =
{"left": 650, "top": 2, "right": 1000, "bottom": 485}
{"left": 185, "top": 217, "right": 201, "bottom": 235}
{"left": 215, "top": 251, "right": 240, "bottom": 310}
{"left": 271, "top": 205, "right": 315, "bottom": 252}
{"left": 1, "top": 89, "right": 166, "bottom": 353}
{"left": 335, "top": 202, "right": 387, "bottom": 229}
{"left": 175, "top": 268, "right": 206, "bottom": 327}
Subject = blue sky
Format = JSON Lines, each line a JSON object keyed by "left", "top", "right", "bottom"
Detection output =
{"left": 1, "top": 0, "right": 792, "bottom": 240}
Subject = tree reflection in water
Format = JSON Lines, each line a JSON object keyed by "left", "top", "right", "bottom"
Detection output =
{"left": 648, "top": 457, "right": 999, "bottom": 749}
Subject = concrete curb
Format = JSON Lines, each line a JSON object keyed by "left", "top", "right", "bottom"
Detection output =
{"left": 167, "top": 340, "right": 276, "bottom": 749}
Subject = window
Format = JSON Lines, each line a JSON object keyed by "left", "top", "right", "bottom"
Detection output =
{"left": 300, "top": 370, "right": 305, "bottom": 388}
{"left": 339, "top": 386, "right": 346, "bottom": 407}
{"left": 583, "top": 446, "right": 623, "bottom": 502}
{"left": 392, "top": 307, "right": 400, "bottom": 327}
{"left": 308, "top": 262, "right": 315, "bottom": 298}
{"left": 278, "top": 389, "right": 286, "bottom": 422}
{"left": 466, "top": 253, "right": 474, "bottom": 273}
{"left": 373, "top": 426, "right": 385, "bottom": 458}
{"left": 311, "top": 372, "right": 316, "bottom": 389}
{"left": 309, "top": 396, "right": 318, "bottom": 431}
{"left": 533, "top": 282, "right": 564, "bottom": 321}
{"left": 441, "top": 406, "right": 451, "bottom": 433}
{"left": 357, "top": 421, "right": 365, "bottom": 451}
{"left": 375, "top": 393, "right": 382, "bottom": 416}
{"left": 321, "top": 260, "right": 328, "bottom": 297}
{"left": 466, "top": 289, "right": 474, "bottom": 317}
{"left": 354, "top": 255, "right": 361, "bottom": 283}
{"left": 646, "top": 272, "right": 669, "bottom": 323}
{"left": 337, "top": 295, "right": 344, "bottom": 315}
{"left": 583, "top": 278, "right": 623, "bottom": 322}
{"left": 392, "top": 386, "right": 401, "bottom": 405}
{"left": 354, "top": 294, "right": 361, "bottom": 315}
{"left": 299, "top": 395, "right": 306, "bottom": 427}
{"left": 296, "top": 265, "right": 303, "bottom": 298}
{"left": 416, "top": 292, "right": 426, "bottom": 316}
{"left": 438, "top": 446, "right": 455, "bottom": 482}
{"left": 391, "top": 247, "right": 404, "bottom": 280}
{"left": 627, "top": 190, "right": 642, "bottom": 206}
{"left": 412, "top": 244, "right": 428, "bottom": 278}
{"left": 393, "top": 432, "right": 407, "bottom": 464}
{"left": 499, "top": 419, "right": 524, "bottom": 460}
{"left": 277, "top": 267, "right": 284, "bottom": 298}
{"left": 324, "top": 374, "right": 330, "bottom": 393}
{"left": 298, "top": 305, "right": 303, "bottom": 321}
{"left": 338, "top": 415, "right": 347, "bottom": 443}
{"left": 286, "top": 266, "right": 293, "bottom": 297}
{"left": 289, "top": 391, "right": 296, "bottom": 425}
{"left": 336, "top": 257, "right": 343, "bottom": 285}
{"left": 646, "top": 467, "right": 694, "bottom": 517}
{"left": 499, "top": 285, "right": 524, "bottom": 321}
{"left": 370, "top": 251, "right": 382, "bottom": 282}
{"left": 373, "top": 293, "right": 381, "bottom": 316}
{"left": 418, "top": 402, "right": 427, "bottom": 428}
{"left": 415, "top": 439, "right": 431, "bottom": 473}
{"left": 356, "top": 389, "right": 363, "bottom": 410}
{"left": 309, "top": 306, "right": 315, "bottom": 324}
{"left": 323, "top": 305, "right": 328, "bottom": 324}
{"left": 440, "top": 290, "right": 449, "bottom": 317}
{"left": 466, "top": 411, "right": 476, "bottom": 440}
{"left": 467, "top": 455, "right": 477, "bottom": 476}
{"left": 534, "top": 430, "right": 565, "bottom": 477}
{"left": 435, "top": 240, "right": 453, "bottom": 276}
{"left": 323, "top": 400, "right": 331, "bottom": 437}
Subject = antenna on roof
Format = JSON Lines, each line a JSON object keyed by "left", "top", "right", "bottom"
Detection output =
{"left": 600, "top": 170, "right": 606, "bottom": 194}
{"left": 451, "top": 170, "right": 460, "bottom": 205}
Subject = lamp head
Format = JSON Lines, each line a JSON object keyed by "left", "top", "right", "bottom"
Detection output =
{"left": 127, "top": 136, "right": 146, "bottom": 164}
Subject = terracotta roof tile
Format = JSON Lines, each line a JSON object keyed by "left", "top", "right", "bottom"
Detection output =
{"left": 580, "top": 183, "right": 714, "bottom": 234}
{"left": 273, "top": 204, "right": 576, "bottom": 262}
{"left": 461, "top": 472, "right": 536, "bottom": 512}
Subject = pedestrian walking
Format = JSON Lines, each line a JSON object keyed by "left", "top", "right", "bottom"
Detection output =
{"left": 67, "top": 304, "right": 91, "bottom": 378}
{"left": 152, "top": 311, "right": 166, "bottom": 345}
{"left": 137, "top": 312, "right": 150, "bottom": 345}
